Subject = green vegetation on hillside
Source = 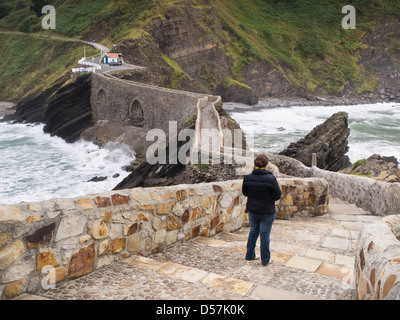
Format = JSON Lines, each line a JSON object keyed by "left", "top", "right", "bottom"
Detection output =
{"left": 212, "top": 0, "right": 399, "bottom": 93}
{"left": 0, "top": 33, "right": 98, "bottom": 101}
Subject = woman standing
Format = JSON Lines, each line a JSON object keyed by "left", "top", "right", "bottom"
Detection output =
{"left": 242, "top": 154, "right": 281, "bottom": 266}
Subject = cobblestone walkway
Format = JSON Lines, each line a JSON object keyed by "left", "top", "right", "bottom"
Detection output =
{"left": 18, "top": 197, "right": 378, "bottom": 300}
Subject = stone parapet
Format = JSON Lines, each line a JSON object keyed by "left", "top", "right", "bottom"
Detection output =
{"left": 310, "top": 166, "right": 400, "bottom": 216}
{"left": 0, "top": 178, "right": 328, "bottom": 299}
{"left": 356, "top": 215, "right": 400, "bottom": 299}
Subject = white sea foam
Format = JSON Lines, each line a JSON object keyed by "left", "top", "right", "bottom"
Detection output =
{"left": 0, "top": 122, "right": 135, "bottom": 205}
{"left": 227, "top": 102, "right": 400, "bottom": 164}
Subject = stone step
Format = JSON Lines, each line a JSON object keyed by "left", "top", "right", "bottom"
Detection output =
{"left": 124, "top": 255, "right": 320, "bottom": 300}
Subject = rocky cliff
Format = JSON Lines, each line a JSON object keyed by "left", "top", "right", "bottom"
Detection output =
{"left": 3, "top": 74, "right": 93, "bottom": 143}
{"left": 279, "top": 112, "right": 352, "bottom": 171}
{"left": 112, "top": 3, "right": 288, "bottom": 105}
{"left": 109, "top": 1, "right": 400, "bottom": 105}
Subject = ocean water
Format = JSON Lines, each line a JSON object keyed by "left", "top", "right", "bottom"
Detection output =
{"left": 0, "top": 121, "right": 135, "bottom": 205}
{"left": 1, "top": 102, "right": 398, "bottom": 205}
{"left": 226, "top": 102, "right": 400, "bottom": 164}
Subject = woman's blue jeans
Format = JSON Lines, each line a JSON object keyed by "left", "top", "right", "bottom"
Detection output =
{"left": 245, "top": 212, "right": 275, "bottom": 266}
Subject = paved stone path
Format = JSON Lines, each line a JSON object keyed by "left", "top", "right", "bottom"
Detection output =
{"left": 17, "top": 197, "right": 378, "bottom": 300}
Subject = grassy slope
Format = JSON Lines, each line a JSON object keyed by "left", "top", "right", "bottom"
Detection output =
{"left": 0, "top": 33, "right": 98, "bottom": 101}
{"left": 212, "top": 0, "right": 400, "bottom": 94}
{"left": 0, "top": 0, "right": 399, "bottom": 101}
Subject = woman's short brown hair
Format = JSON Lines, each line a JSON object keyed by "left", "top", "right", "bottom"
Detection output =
{"left": 254, "top": 154, "right": 269, "bottom": 168}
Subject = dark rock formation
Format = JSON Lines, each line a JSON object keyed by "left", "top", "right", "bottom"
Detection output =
{"left": 115, "top": 5, "right": 260, "bottom": 105}
{"left": 215, "top": 82, "right": 258, "bottom": 105}
{"left": 3, "top": 74, "right": 93, "bottom": 143}
{"left": 3, "top": 79, "right": 65, "bottom": 124}
{"left": 113, "top": 149, "right": 241, "bottom": 190}
{"left": 43, "top": 74, "right": 93, "bottom": 143}
{"left": 341, "top": 154, "right": 400, "bottom": 183}
{"left": 279, "top": 112, "right": 351, "bottom": 171}
{"left": 88, "top": 176, "right": 108, "bottom": 182}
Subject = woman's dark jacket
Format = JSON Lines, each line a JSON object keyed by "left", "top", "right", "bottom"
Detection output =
{"left": 242, "top": 169, "right": 282, "bottom": 215}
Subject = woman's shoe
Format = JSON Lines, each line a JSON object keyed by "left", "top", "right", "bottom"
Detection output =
{"left": 246, "top": 255, "right": 259, "bottom": 261}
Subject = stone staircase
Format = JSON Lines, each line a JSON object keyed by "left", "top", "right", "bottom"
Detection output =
{"left": 17, "top": 197, "right": 379, "bottom": 300}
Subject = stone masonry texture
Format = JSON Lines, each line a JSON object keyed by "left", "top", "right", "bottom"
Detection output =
{"left": 0, "top": 178, "right": 328, "bottom": 299}
{"left": 356, "top": 215, "right": 400, "bottom": 300}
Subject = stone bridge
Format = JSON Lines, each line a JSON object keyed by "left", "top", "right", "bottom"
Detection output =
{"left": 89, "top": 73, "right": 228, "bottom": 159}
{"left": 90, "top": 73, "right": 216, "bottom": 137}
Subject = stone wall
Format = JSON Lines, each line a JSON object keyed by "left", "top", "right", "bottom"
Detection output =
{"left": 310, "top": 166, "right": 400, "bottom": 216}
{"left": 268, "top": 153, "right": 400, "bottom": 217}
{"left": 0, "top": 177, "right": 328, "bottom": 299}
{"left": 90, "top": 73, "right": 212, "bottom": 134}
{"left": 356, "top": 215, "right": 400, "bottom": 299}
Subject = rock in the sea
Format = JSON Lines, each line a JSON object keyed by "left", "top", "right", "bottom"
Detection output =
{"left": 342, "top": 154, "right": 400, "bottom": 182}
{"left": 88, "top": 176, "right": 107, "bottom": 182}
{"left": 279, "top": 112, "right": 351, "bottom": 171}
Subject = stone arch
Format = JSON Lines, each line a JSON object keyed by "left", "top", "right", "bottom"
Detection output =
{"left": 126, "top": 99, "right": 144, "bottom": 127}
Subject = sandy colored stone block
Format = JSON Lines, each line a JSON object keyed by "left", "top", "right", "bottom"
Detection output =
{"left": 305, "top": 249, "right": 334, "bottom": 262}
{"left": 165, "top": 231, "right": 177, "bottom": 245}
{"left": 27, "top": 203, "right": 42, "bottom": 212}
{"left": 124, "top": 223, "right": 138, "bottom": 236}
{"left": 0, "top": 240, "right": 26, "bottom": 271}
{"left": 0, "top": 231, "right": 12, "bottom": 248}
{"left": 90, "top": 219, "right": 108, "bottom": 239}
{"left": 99, "top": 239, "right": 110, "bottom": 255}
{"left": 322, "top": 236, "right": 350, "bottom": 250}
{"left": 316, "top": 263, "right": 353, "bottom": 284}
{"left": 130, "top": 191, "right": 142, "bottom": 202}
{"left": 280, "top": 194, "right": 293, "bottom": 206}
{"left": 104, "top": 211, "right": 112, "bottom": 223}
{"left": 201, "top": 196, "right": 212, "bottom": 209}
{"left": 55, "top": 215, "right": 87, "bottom": 242}
{"left": 155, "top": 262, "right": 208, "bottom": 283}
{"left": 125, "top": 256, "right": 164, "bottom": 270}
{"left": 0, "top": 205, "right": 23, "bottom": 224}
{"left": 127, "top": 233, "right": 141, "bottom": 253}
{"left": 75, "top": 198, "right": 94, "bottom": 210}
{"left": 37, "top": 248, "right": 59, "bottom": 271}
{"left": 5, "top": 279, "right": 25, "bottom": 298}
{"left": 383, "top": 274, "right": 397, "bottom": 299}
{"left": 202, "top": 273, "right": 253, "bottom": 295}
{"left": 141, "top": 204, "right": 155, "bottom": 211}
{"left": 156, "top": 202, "right": 175, "bottom": 215}
{"left": 335, "top": 254, "right": 355, "bottom": 267}
{"left": 163, "top": 192, "right": 176, "bottom": 200}
{"left": 136, "top": 212, "right": 149, "bottom": 222}
{"left": 152, "top": 217, "right": 162, "bottom": 231}
{"left": 80, "top": 235, "right": 91, "bottom": 244}
{"left": 176, "top": 190, "right": 187, "bottom": 201}
{"left": 155, "top": 229, "right": 166, "bottom": 244}
{"left": 286, "top": 255, "right": 322, "bottom": 272}
{"left": 26, "top": 215, "right": 44, "bottom": 224}
{"left": 54, "top": 267, "right": 67, "bottom": 283}
{"left": 271, "top": 251, "right": 292, "bottom": 263}
{"left": 110, "top": 238, "right": 126, "bottom": 253}
{"left": 44, "top": 266, "right": 67, "bottom": 286}
{"left": 55, "top": 198, "right": 76, "bottom": 211}
{"left": 166, "top": 216, "right": 181, "bottom": 231}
